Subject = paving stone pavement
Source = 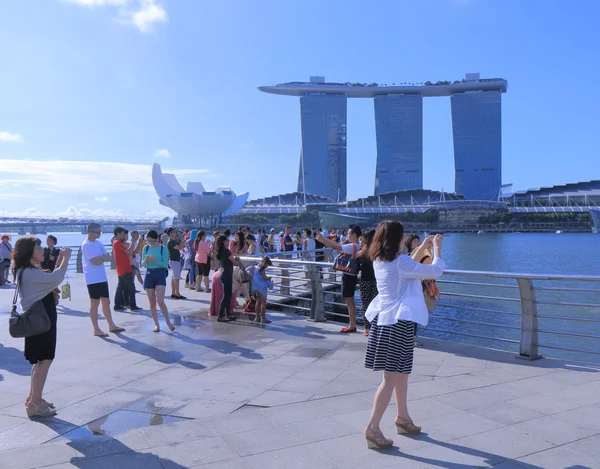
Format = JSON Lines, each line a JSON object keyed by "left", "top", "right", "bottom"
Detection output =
{"left": 1, "top": 272, "right": 600, "bottom": 468}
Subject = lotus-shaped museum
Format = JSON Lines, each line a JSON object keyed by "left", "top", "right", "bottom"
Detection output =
{"left": 152, "top": 163, "right": 249, "bottom": 219}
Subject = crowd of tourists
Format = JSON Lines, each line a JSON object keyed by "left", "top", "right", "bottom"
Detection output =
{"left": 7, "top": 221, "right": 445, "bottom": 452}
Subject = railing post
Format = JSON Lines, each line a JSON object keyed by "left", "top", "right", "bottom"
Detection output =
{"left": 76, "top": 247, "right": 83, "bottom": 274}
{"left": 516, "top": 278, "right": 542, "bottom": 360}
{"left": 308, "top": 264, "right": 325, "bottom": 322}
{"left": 280, "top": 264, "right": 290, "bottom": 296}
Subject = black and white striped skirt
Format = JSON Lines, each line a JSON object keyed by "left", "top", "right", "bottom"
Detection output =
{"left": 364, "top": 317, "right": 417, "bottom": 374}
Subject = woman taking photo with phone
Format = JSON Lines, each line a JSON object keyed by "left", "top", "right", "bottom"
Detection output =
{"left": 316, "top": 225, "right": 362, "bottom": 333}
{"left": 12, "top": 236, "right": 71, "bottom": 418}
{"left": 142, "top": 230, "right": 175, "bottom": 332}
{"left": 363, "top": 221, "right": 445, "bottom": 449}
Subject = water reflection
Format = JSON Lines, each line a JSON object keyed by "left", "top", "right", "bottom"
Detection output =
{"left": 55, "top": 410, "right": 189, "bottom": 441}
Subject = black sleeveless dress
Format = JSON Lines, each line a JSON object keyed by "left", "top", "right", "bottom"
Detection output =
{"left": 24, "top": 292, "right": 57, "bottom": 365}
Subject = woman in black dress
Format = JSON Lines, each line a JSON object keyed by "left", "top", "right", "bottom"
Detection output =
{"left": 12, "top": 237, "right": 71, "bottom": 418}
{"left": 358, "top": 229, "right": 377, "bottom": 337}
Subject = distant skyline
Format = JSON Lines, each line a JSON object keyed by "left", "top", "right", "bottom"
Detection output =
{"left": 1, "top": 0, "right": 599, "bottom": 216}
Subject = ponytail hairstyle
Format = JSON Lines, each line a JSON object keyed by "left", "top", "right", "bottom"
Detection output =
{"left": 193, "top": 230, "right": 206, "bottom": 251}
{"left": 258, "top": 256, "right": 272, "bottom": 272}
{"left": 215, "top": 235, "right": 229, "bottom": 261}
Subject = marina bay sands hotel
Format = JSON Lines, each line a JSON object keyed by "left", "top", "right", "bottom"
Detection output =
{"left": 259, "top": 73, "right": 507, "bottom": 202}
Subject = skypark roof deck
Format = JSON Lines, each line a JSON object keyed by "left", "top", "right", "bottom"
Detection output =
{"left": 259, "top": 77, "right": 508, "bottom": 98}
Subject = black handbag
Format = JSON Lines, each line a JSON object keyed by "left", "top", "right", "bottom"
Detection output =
{"left": 333, "top": 244, "right": 360, "bottom": 276}
{"left": 8, "top": 269, "right": 51, "bottom": 338}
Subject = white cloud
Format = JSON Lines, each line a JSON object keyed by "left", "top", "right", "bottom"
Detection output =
{"left": 56, "top": 206, "right": 128, "bottom": 217}
{"left": 63, "top": 0, "right": 167, "bottom": 34}
{"left": 95, "top": 196, "right": 109, "bottom": 202}
{"left": 131, "top": 0, "right": 167, "bottom": 33}
{"left": 153, "top": 148, "right": 170, "bottom": 158}
{"left": 0, "top": 131, "right": 24, "bottom": 143}
{"left": 0, "top": 158, "right": 209, "bottom": 195}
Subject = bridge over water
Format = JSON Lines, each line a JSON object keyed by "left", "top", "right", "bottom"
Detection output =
{"left": 0, "top": 216, "right": 164, "bottom": 235}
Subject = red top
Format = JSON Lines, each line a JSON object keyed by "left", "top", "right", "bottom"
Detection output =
{"left": 113, "top": 239, "right": 132, "bottom": 276}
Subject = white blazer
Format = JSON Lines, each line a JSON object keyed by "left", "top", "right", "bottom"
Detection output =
{"left": 365, "top": 254, "right": 446, "bottom": 327}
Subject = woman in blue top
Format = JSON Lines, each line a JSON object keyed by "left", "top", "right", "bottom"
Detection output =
{"left": 142, "top": 230, "right": 175, "bottom": 332}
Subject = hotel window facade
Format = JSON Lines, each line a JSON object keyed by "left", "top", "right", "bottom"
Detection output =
{"left": 451, "top": 91, "right": 502, "bottom": 200}
{"left": 374, "top": 94, "right": 423, "bottom": 194}
{"left": 297, "top": 94, "right": 347, "bottom": 202}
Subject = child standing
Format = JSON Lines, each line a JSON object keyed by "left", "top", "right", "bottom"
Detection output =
{"left": 253, "top": 257, "right": 273, "bottom": 324}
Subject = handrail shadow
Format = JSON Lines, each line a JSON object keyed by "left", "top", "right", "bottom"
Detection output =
{"left": 418, "top": 337, "right": 600, "bottom": 373}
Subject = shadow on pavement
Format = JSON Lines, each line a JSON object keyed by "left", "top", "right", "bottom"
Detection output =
{"left": 36, "top": 416, "right": 189, "bottom": 468}
{"left": 171, "top": 331, "right": 264, "bottom": 360}
{"left": 377, "top": 433, "right": 546, "bottom": 469}
{"left": 0, "top": 343, "right": 30, "bottom": 376}
{"left": 103, "top": 334, "right": 205, "bottom": 370}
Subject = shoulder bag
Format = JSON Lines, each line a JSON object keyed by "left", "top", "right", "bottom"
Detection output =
{"left": 9, "top": 269, "right": 51, "bottom": 338}
{"left": 237, "top": 260, "right": 252, "bottom": 283}
{"left": 333, "top": 244, "right": 360, "bottom": 276}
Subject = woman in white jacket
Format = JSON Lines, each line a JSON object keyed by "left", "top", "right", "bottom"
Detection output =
{"left": 363, "top": 221, "right": 445, "bottom": 449}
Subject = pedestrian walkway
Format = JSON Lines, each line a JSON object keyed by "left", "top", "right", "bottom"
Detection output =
{"left": 1, "top": 272, "right": 599, "bottom": 468}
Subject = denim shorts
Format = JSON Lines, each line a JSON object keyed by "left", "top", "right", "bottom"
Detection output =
{"left": 144, "top": 268, "right": 168, "bottom": 289}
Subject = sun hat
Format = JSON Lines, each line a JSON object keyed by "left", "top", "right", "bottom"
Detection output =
{"left": 1, "top": 234, "right": 12, "bottom": 241}
{"left": 279, "top": 231, "right": 284, "bottom": 236}
{"left": 270, "top": 228, "right": 276, "bottom": 233}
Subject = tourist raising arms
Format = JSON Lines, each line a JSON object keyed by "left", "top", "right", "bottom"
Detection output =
{"left": 166, "top": 228, "right": 186, "bottom": 300}
{"left": 112, "top": 227, "right": 141, "bottom": 312}
{"left": 316, "top": 225, "right": 362, "bottom": 333}
{"left": 12, "top": 237, "right": 71, "bottom": 418}
{"left": 363, "top": 221, "right": 445, "bottom": 449}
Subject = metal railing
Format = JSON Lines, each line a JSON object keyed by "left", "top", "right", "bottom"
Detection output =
{"left": 64, "top": 244, "right": 600, "bottom": 363}
{"left": 64, "top": 245, "right": 114, "bottom": 273}
{"left": 238, "top": 253, "right": 600, "bottom": 363}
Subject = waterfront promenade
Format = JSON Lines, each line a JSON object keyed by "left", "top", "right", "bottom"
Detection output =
{"left": 1, "top": 272, "right": 600, "bottom": 468}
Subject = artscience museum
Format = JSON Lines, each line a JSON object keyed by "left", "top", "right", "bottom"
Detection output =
{"left": 152, "top": 163, "right": 249, "bottom": 224}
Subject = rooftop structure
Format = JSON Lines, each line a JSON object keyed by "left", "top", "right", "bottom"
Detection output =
{"left": 259, "top": 74, "right": 508, "bottom": 201}
{"left": 258, "top": 75, "right": 508, "bottom": 97}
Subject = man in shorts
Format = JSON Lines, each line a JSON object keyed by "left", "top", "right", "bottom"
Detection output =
{"left": 81, "top": 222, "right": 126, "bottom": 337}
{"left": 166, "top": 228, "right": 186, "bottom": 299}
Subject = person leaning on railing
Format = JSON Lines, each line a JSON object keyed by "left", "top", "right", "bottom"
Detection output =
{"left": 363, "top": 221, "right": 445, "bottom": 450}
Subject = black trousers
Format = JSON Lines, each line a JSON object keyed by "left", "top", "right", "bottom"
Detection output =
{"left": 219, "top": 273, "right": 233, "bottom": 317}
{"left": 115, "top": 272, "right": 137, "bottom": 309}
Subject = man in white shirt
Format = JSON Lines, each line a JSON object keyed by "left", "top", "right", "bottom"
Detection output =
{"left": 81, "top": 222, "right": 125, "bottom": 337}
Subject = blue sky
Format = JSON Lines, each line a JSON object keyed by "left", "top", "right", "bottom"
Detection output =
{"left": 1, "top": 0, "right": 599, "bottom": 217}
